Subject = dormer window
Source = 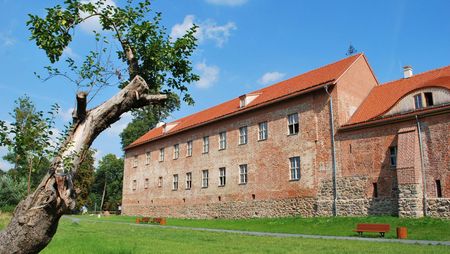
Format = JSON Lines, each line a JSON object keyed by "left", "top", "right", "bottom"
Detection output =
{"left": 424, "top": 92, "right": 434, "bottom": 106}
{"left": 414, "top": 94, "right": 423, "bottom": 109}
{"left": 239, "top": 95, "right": 246, "bottom": 108}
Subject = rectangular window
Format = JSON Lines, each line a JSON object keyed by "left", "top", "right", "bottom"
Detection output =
{"left": 414, "top": 94, "right": 423, "bottom": 109}
{"left": 219, "top": 167, "right": 226, "bottom": 186}
{"left": 144, "top": 178, "right": 149, "bottom": 189}
{"left": 289, "top": 156, "right": 300, "bottom": 180}
{"left": 239, "top": 164, "right": 248, "bottom": 184}
{"left": 133, "top": 155, "right": 138, "bottom": 168}
{"left": 145, "top": 152, "right": 151, "bottom": 165}
{"left": 424, "top": 92, "right": 434, "bottom": 106}
{"left": 219, "top": 132, "right": 227, "bottom": 150}
{"left": 132, "top": 179, "right": 137, "bottom": 190}
{"left": 186, "top": 172, "right": 192, "bottom": 189}
{"left": 187, "top": 141, "right": 193, "bottom": 157}
{"left": 436, "top": 180, "right": 442, "bottom": 198}
{"left": 158, "top": 176, "right": 163, "bottom": 188}
{"left": 159, "top": 148, "right": 164, "bottom": 162}
{"left": 373, "top": 182, "right": 378, "bottom": 198}
{"left": 173, "top": 144, "right": 179, "bottom": 159}
{"left": 239, "top": 126, "right": 248, "bottom": 145}
{"left": 203, "top": 136, "right": 209, "bottom": 153}
{"left": 258, "top": 121, "right": 268, "bottom": 140}
{"left": 202, "top": 170, "right": 209, "bottom": 188}
{"left": 173, "top": 174, "right": 178, "bottom": 190}
{"left": 389, "top": 146, "right": 397, "bottom": 168}
{"left": 288, "top": 113, "right": 299, "bottom": 135}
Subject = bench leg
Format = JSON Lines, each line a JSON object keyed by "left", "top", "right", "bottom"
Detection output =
{"left": 358, "top": 232, "right": 362, "bottom": 237}
{"left": 380, "top": 232, "right": 385, "bottom": 238}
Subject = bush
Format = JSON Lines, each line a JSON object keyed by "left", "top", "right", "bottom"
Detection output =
{"left": 0, "top": 175, "right": 27, "bottom": 208}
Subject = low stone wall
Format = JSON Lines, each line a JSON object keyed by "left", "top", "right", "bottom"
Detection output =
{"left": 427, "top": 198, "right": 450, "bottom": 218}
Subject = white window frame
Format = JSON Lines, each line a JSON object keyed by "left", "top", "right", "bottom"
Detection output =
{"left": 202, "top": 170, "right": 209, "bottom": 188}
{"left": 203, "top": 136, "right": 209, "bottom": 153}
{"left": 186, "top": 172, "right": 192, "bottom": 189}
{"left": 239, "top": 126, "right": 248, "bottom": 145}
{"left": 187, "top": 140, "right": 193, "bottom": 157}
{"left": 219, "top": 132, "right": 227, "bottom": 150}
{"left": 258, "top": 121, "right": 268, "bottom": 140}
{"left": 288, "top": 113, "right": 299, "bottom": 135}
{"left": 173, "top": 174, "right": 179, "bottom": 190}
{"left": 289, "top": 156, "right": 300, "bottom": 180}
{"left": 173, "top": 144, "right": 179, "bottom": 159}
{"left": 145, "top": 152, "right": 151, "bottom": 165}
{"left": 239, "top": 164, "right": 248, "bottom": 184}
{"left": 159, "top": 148, "right": 164, "bottom": 162}
{"left": 219, "top": 167, "right": 226, "bottom": 186}
{"left": 414, "top": 94, "right": 423, "bottom": 109}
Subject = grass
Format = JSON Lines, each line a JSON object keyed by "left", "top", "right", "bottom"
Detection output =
{"left": 1, "top": 214, "right": 449, "bottom": 253}
{"left": 0, "top": 212, "right": 12, "bottom": 229}
{"left": 73, "top": 215, "right": 450, "bottom": 241}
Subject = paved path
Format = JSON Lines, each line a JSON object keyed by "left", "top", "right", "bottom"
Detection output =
{"left": 64, "top": 216, "right": 450, "bottom": 247}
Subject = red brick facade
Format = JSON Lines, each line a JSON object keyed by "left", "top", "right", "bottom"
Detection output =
{"left": 122, "top": 54, "right": 450, "bottom": 218}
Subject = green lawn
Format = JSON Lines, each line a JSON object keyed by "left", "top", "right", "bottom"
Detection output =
{"left": 73, "top": 214, "right": 450, "bottom": 241}
{"left": 1, "top": 214, "right": 449, "bottom": 253}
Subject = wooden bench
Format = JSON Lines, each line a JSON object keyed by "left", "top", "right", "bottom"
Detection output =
{"left": 135, "top": 217, "right": 166, "bottom": 225}
{"left": 353, "top": 224, "right": 390, "bottom": 237}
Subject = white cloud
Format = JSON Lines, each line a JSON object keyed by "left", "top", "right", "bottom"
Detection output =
{"left": 105, "top": 112, "right": 132, "bottom": 136}
{"left": 258, "top": 71, "right": 286, "bottom": 85}
{"left": 79, "top": 0, "right": 116, "bottom": 34}
{"left": 93, "top": 149, "right": 103, "bottom": 168}
{"left": 59, "top": 107, "right": 74, "bottom": 123}
{"left": 0, "top": 33, "right": 16, "bottom": 47}
{"left": 195, "top": 61, "right": 220, "bottom": 89}
{"left": 170, "top": 15, "right": 237, "bottom": 47}
{"left": 205, "top": 0, "right": 248, "bottom": 6}
{"left": 0, "top": 146, "right": 12, "bottom": 171}
{"left": 62, "top": 47, "right": 79, "bottom": 59}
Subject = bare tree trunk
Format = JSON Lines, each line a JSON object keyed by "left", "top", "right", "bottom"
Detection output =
{"left": 0, "top": 76, "right": 166, "bottom": 254}
{"left": 100, "top": 177, "right": 107, "bottom": 212}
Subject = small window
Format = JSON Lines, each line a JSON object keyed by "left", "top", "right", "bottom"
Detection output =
{"left": 173, "top": 144, "right": 179, "bottom": 159}
{"left": 159, "top": 148, "right": 165, "bottom": 162}
{"left": 424, "top": 92, "right": 434, "bottom": 106}
{"left": 289, "top": 156, "right": 300, "bottom": 180}
{"left": 373, "top": 182, "right": 378, "bottom": 198}
{"left": 239, "top": 126, "right": 248, "bottom": 145}
{"left": 145, "top": 152, "right": 151, "bottom": 165}
{"left": 288, "top": 113, "right": 299, "bottom": 135}
{"left": 132, "top": 179, "right": 137, "bottom": 190}
{"left": 173, "top": 174, "right": 179, "bottom": 190}
{"left": 186, "top": 172, "right": 192, "bottom": 189}
{"left": 219, "top": 167, "right": 226, "bottom": 186}
{"left": 158, "top": 176, "right": 163, "bottom": 188}
{"left": 258, "top": 121, "right": 268, "bottom": 140}
{"left": 389, "top": 146, "right": 397, "bottom": 168}
{"left": 203, "top": 136, "right": 209, "bottom": 153}
{"left": 133, "top": 155, "right": 138, "bottom": 168}
{"left": 414, "top": 94, "right": 423, "bottom": 109}
{"left": 436, "top": 180, "right": 442, "bottom": 198}
{"left": 202, "top": 170, "right": 209, "bottom": 188}
{"left": 219, "top": 132, "right": 227, "bottom": 150}
{"left": 239, "top": 164, "right": 248, "bottom": 184}
{"left": 144, "top": 178, "right": 149, "bottom": 189}
{"left": 187, "top": 141, "right": 193, "bottom": 157}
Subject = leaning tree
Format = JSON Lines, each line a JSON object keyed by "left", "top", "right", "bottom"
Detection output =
{"left": 0, "top": 1, "right": 198, "bottom": 253}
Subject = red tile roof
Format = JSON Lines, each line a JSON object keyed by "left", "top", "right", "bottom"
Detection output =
{"left": 125, "top": 53, "right": 363, "bottom": 149}
{"left": 347, "top": 65, "right": 450, "bottom": 125}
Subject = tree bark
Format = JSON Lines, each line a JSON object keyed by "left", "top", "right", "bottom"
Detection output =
{"left": 0, "top": 75, "right": 166, "bottom": 254}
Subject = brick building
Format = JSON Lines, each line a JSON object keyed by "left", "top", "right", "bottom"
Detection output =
{"left": 122, "top": 54, "right": 450, "bottom": 218}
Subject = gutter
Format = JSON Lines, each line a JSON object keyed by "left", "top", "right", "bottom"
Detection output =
{"left": 415, "top": 115, "right": 428, "bottom": 217}
{"left": 324, "top": 85, "right": 338, "bottom": 216}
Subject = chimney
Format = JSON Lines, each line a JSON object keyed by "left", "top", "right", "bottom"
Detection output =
{"left": 155, "top": 122, "right": 165, "bottom": 128}
{"left": 403, "top": 65, "right": 413, "bottom": 78}
{"left": 239, "top": 95, "right": 246, "bottom": 108}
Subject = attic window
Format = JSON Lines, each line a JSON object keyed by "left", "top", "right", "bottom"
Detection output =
{"left": 414, "top": 94, "right": 423, "bottom": 109}
{"left": 239, "top": 95, "right": 246, "bottom": 108}
{"left": 424, "top": 92, "right": 434, "bottom": 106}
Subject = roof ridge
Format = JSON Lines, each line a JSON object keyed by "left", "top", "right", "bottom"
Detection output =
{"left": 378, "top": 64, "right": 450, "bottom": 87}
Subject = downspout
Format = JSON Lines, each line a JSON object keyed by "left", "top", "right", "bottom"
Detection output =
{"left": 324, "top": 85, "right": 338, "bottom": 216}
{"left": 415, "top": 115, "right": 428, "bottom": 217}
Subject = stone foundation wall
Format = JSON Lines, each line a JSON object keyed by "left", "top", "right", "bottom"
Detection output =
{"left": 427, "top": 199, "right": 450, "bottom": 218}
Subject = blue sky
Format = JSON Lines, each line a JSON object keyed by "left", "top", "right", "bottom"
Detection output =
{"left": 1, "top": 0, "right": 450, "bottom": 169}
